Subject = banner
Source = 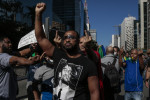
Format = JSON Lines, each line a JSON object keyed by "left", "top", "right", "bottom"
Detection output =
{"left": 18, "top": 25, "right": 45, "bottom": 49}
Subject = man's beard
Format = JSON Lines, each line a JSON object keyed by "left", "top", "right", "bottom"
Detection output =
{"left": 63, "top": 43, "right": 78, "bottom": 53}
{"left": 2, "top": 45, "right": 12, "bottom": 54}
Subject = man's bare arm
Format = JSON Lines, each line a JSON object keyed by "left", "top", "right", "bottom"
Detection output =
{"left": 35, "top": 3, "right": 55, "bottom": 57}
{"left": 88, "top": 76, "right": 100, "bottom": 100}
{"left": 9, "top": 55, "right": 40, "bottom": 66}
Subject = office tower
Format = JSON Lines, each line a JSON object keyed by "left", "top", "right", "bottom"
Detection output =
{"left": 121, "top": 16, "right": 136, "bottom": 51}
{"left": 139, "top": 0, "right": 147, "bottom": 50}
{"left": 53, "top": 0, "right": 84, "bottom": 36}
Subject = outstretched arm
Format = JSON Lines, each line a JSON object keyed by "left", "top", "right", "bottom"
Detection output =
{"left": 35, "top": 3, "right": 55, "bottom": 57}
{"left": 9, "top": 55, "right": 40, "bottom": 66}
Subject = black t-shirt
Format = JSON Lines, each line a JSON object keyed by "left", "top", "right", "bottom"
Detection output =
{"left": 53, "top": 47, "right": 98, "bottom": 100}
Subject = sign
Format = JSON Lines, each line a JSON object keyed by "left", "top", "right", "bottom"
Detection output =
{"left": 18, "top": 25, "right": 45, "bottom": 49}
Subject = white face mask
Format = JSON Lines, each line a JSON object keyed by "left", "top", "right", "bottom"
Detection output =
{"left": 114, "top": 52, "right": 118, "bottom": 56}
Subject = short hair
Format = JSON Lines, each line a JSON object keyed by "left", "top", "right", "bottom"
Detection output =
{"left": 113, "top": 46, "right": 120, "bottom": 52}
{"left": 0, "top": 36, "right": 8, "bottom": 42}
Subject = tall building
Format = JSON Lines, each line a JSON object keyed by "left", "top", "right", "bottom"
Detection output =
{"left": 139, "top": 0, "right": 147, "bottom": 50}
{"left": 147, "top": 0, "right": 150, "bottom": 49}
{"left": 15, "top": 0, "right": 53, "bottom": 26}
{"left": 121, "top": 16, "right": 136, "bottom": 51}
{"left": 53, "top": 0, "right": 84, "bottom": 36}
{"left": 84, "top": 0, "right": 90, "bottom": 31}
{"left": 134, "top": 20, "right": 140, "bottom": 49}
{"left": 112, "top": 35, "right": 119, "bottom": 47}
{"left": 89, "top": 29, "right": 97, "bottom": 41}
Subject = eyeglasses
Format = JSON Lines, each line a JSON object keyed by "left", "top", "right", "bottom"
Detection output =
{"left": 63, "top": 35, "right": 76, "bottom": 40}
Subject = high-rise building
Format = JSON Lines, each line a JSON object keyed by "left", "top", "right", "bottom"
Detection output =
{"left": 84, "top": 0, "right": 90, "bottom": 31}
{"left": 53, "top": 0, "right": 84, "bottom": 36}
{"left": 147, "top": 0, "right": 150, "bottom": 49}
{"left": 89, "top": 29, "right": 97, "bottom": 41}
{"left": 112, "top": 35, "right": 119, "bottom": 47}
{"left": 134, "top": 20, "right": 140, "bottom": 49}
{"left": 15, "top": 0, "right": 53, "bottom": 27}
{"left": 139, "top": 0, "right": 147, "bottom": 50}
{"left": 121, "top": 16, "right": 136, "bottom": 51}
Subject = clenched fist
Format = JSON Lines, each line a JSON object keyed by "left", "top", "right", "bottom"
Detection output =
{"left": 35, "top": 2, "right": 46, "bottom": 14}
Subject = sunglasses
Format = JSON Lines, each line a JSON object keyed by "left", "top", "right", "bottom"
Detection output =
{"left": 63, "top": 35, "right": 76, "bottom": 40}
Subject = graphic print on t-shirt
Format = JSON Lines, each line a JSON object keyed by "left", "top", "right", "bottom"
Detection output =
{"left": 53, "top": 59, "right": 83, "bottom": 100}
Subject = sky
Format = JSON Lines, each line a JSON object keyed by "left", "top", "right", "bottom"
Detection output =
{"left": 86, "top": 0, "right": 138, "bottom": 47}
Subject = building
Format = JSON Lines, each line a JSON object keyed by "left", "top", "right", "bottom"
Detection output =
{"left": 89, "top": 29, "right": 97, "bottom": 41}
{"left": 139, "top": 0, "right": 148, "bottom": 50}
{"left": 147, "top": 0, "right": 150, "bottom": 49}
{"left": 112, "top": 34, "right": 119, "bottom": 47}
{"left": 84, "top": 0, "right": 90, "bottom": 31}
{"left": 121, "top": 16, "right": 136, "bottom": 51}
{"left": 53, "top": 0, "right": 84, "bottom": 36}
{"left": 134, "top": 20, "right": 141, "bottom": 49}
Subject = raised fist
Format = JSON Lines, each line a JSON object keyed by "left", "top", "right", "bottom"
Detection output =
{"left": 35, "top": 2, "right": 46, "bottom": 14}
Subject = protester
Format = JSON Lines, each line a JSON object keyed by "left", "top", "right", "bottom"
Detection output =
{"left": 32, "top": 52, "right": 54, "bottom": 100}
{"left": 119, "top": 48, "right": 144, "bottom": 100}
{"left": 145, "top": 49, "right": 150, "bottom": 99}
{"left": 34, "top": 2, "right": 99, "bottom": 100}
{"left": 113, "top": 46, "right": 120, "bottom": 58}
{"left": 79, "top": 33, "right": 104, "bottom": 100}
{"left": 0, "top": 36, "right": 40, "bottom": 100}
{"left": 26, "top": 43, "right": 43, "bottom": 100}
{"left": 101, "top": 46, "right": 120, "bottom": 100}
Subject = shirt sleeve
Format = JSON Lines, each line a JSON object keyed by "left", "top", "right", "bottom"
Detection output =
{"left": 0, "top": 53, "right": 12, "bottom": 69}
{"left": 87, "top": 60, "right": 98, "bottom": 77}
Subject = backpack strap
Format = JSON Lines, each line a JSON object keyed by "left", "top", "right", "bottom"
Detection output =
{"left": 101, "top": 63, "right": 108, "bottom": 68}
{"left": 112, "top": 58, "right": 117, "bottom": 65}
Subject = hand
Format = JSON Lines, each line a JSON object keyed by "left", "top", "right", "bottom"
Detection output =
{"left": 83, "top": 30, "right": 92, "bottom": 47}
{"left": 145, "top": 81, "right": 149, "bottom": 88}
{"left": 40, "top": 52, "right": 46, "bottom": 60}
{"left": 138, "top": 50, "right": 143, "bottom": 55}
{"left": 54, "top": 30, "right": 62, "bottom": 45}
{"left": 29, "top": 55, "right": 40, "bottom": 62}
{"left": 35, "top": 2, "right": 46, "bottom": 14}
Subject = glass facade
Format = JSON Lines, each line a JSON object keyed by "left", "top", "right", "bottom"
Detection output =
{"left": 16, "top": 0, "right": 53, "bottom": 26}
{"left": 53, "top": 0, "right": 84, "bottom": 36}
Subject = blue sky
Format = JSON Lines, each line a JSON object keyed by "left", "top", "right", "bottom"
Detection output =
{"left": 86, "top": 0, "right": 138, "bottom": 47}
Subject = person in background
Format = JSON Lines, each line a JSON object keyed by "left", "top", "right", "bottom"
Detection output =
{"left": 26, "top": 43, "right": 43, "bottom": 100}
{"left": 101, "top": 46, "right": 120, "bottom": 100}
{"left": 0, "top": 36, "right": 40, "bottom": 100}
{"left": 119, "top": 48, "right": 144, "bottom": 100}
{"left": 145, "top": 49, "right": 150, "bottom": 99}
{"left": 32, "top": 52, "right": 54, "bottom": 100}
{"left": 79, "top": 31, "right": 104, "bottom": 100}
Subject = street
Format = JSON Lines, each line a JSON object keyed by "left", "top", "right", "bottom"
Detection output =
{"left": 16, "top": 78, "right": 149, "bottom": 100}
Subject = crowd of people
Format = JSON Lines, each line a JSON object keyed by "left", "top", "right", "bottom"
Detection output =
{"left": 0, "top": 2, "right": 150, "bottom": 100}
